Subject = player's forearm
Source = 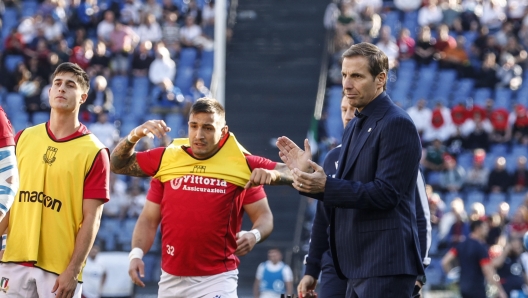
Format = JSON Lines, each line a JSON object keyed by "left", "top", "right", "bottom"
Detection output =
{"left": 251, "top": 212, "right": 273, "bottom": 242}
{"left": 66, "top": 204, "right": 103, "bottom": 277}
{"left": 131, "top": 215, "right": 159, "bottom": 253}
{"left": 270, "top": 164, "right": 294, "bottom": 186}
{"left": 0, "top": 146, "right": 18, "bottom": 216}
{"left": 110, "top": 138, "right": 148, "bottom": 177}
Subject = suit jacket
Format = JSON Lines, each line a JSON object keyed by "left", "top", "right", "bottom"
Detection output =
{"left": 305, "top": 92, "right": 424, "bottom": 279}
{"left": 305, "top": 143, "right": 431, "bottom": 279}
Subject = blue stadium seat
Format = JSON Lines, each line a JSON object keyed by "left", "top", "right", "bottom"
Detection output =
{"left": 490, "top": 143, "right": 508, "bottom": 156}
{"left": 402, "top": 10, "right": 419, "bottom": 39}
{"left": 179, "top": 48, "right": 198, "bottom": 68}
{"left": 32, "top": 112, "right": 50, "bottom": 125}
{"left": 200, "top": 50, "right": 214, "bottom": 68}
{"left": 443, "top": 191, "right": 461, "bottom": 207}
{"left": 4, "top": 55, "right": 25, "bottom": 73}
{"left": 175, "top": 66, "right": 194, "bottom": 96}
{"left": 466, "top": 190, "right": 485, "bottom": 206}
{"left": 494, "top": 88, "right": 512, "bottom": 109}
{"left": 509, "top": 192, "right": 525, "bottom": 214}
{"left": 5, "top": 93, "right": 24, "bottom": 116}
{"left": 21, "top": 0, "right": 38, "bottom": 17}
{"left": 165, "top": 113, "right": 185, "bottom": 138}
{"left": 473, "top": 88, "right": 492, "bottom": 106}
{"left": 486, "top": 193, "right": 507, "bottom": 215}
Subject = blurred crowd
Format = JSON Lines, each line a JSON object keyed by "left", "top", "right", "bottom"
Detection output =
{"left": 310, "top": 0, "right": 528, "bottom": 294}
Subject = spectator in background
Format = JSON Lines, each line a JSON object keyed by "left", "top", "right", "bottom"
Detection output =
{"left": 135, "top": 13, "right": 162, "bottom": 43}
{"left": 375, "top": 26, "right": 399, "bottom": 69}
{"left": 162, "top": 0, "right": 180, "bottom": 20}
{"left": 103, "top": 173, "right": 128, "bottom": 220}
{"left": 42, "top": 14, "right": 63, "bottom": 45}
{"left": 150, "top": 78, "right": 186, "bottom": 115}
{"left": 465, "top": 112, "right": 492, "bottom": 151}
{"left": 89, "top": 113, "right": 119, "bottom": 149}
{"left": 438, "top": 35, "right": 472, "bottom": 78}
{"left": 202, "top": 0, "right": 215, "bottom": 39}
{"left": 469, "top": 202, "right": 486, "bottom": 222}
{"left": 179, "top": 15, "right": 202, "bottom": 48}
{"left": 502, "top": 36, "right": 528, "bottom": 68}
{"left": 55, "top": 39, "right": 72, "bottom": 64}
{"left": 97, "top": 10, "right": 116, "bottom": 44}
{"left": 490, "top": 107, "right": 512, "bottom": 145}
{"left": 396, "top": 27, "right": 415, "bottom": 61}
{"left": 475, "top": 52, "right": 499, "bottom": 88}
{"left": 182, "top": 0, "right": 202, "bottom": 26}
{"left": 423, "top": 102, "right": 454, "bottom": 144}
{"left": 506, "top": 206, "right": 528, "bottom": 239}
{"left": 85, "top": 75, "right": 114, "bottom": 119}
{"left": 414, "top": 25, "right": 437, "bottom": 66}
{"left": 82, "top": 244, "right": 107, "bottom": 298}
{"left": 441, "top": 0, "right": 462, "bottom": 28}
{"left": 108, "top": 21, "right": 139, "bottom": 76}
{"left": 161, "top": 12, "right": 180, "bottom": 57}
{"left": 442, "top": 199, "right": 470, "bottom": 249}
{"left": 440, "top": 154, "right": 466, "bottom": 193}
{"left": 496, "top": 53, "right": 523, "bottom": 90}
{"left": 407, "top": 99, "right": 432, "bottom": 141}
{"left": 120, "top": 0, "right": 141, "bottom": 26}
{"left": 494, "top": 21, "right": 514, "bottom": 47}
{"left": 480, "top": 0, "right": 506, "bottom": 33}
{"left": 488, "top": 156, "right": 513, "bottom": 193}
{"left": 148, "top": 46, "right": 176, "bottom": 85}
{"left": 418, "top": 0, "right": 443, "bottom": 29}
{"left": 465, "top": 149, "right": 490, "bottom": 192}
{"left": 253, "top": 248, "right": 294, "bottom": 298}
{"left": 88, "top": 41, "right": 112, "bottom": 78}
{"left": 70, "top": 39, "right": 94, "bottom": 70}
{"left": 511, "top": 156, "right": 528, "bottom": 193}
{"left": 123, "top": 177, "right": 147, "bottom": 219}
{"left": 131, "top": 40, "right": 155, "bottom": 77}
{"left": 438, "top": 198, "right": 467, "bottom": 243}
{"left": 510, "top": 104, "right": 528, "bottom": 144}
{"left": 142, "top": 0, "right": 163, "bottom": 22}
{"left": 422, "top": 138, "right": 447, "bottom": 176}
{"left": 434, "top": 24, "right": 457, "bottom": 54}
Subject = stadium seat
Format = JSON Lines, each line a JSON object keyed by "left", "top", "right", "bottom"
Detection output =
{"left": 494, "top": 88, "right": 512, "bottom": 109}
{"left": 4, "top": 55, "right": 25, "bottom": 73}
{"left": 175, "top": 66, "right": 194, "bottom": 96}
{"left": 179, "top": 48, "right": 198, "bottom": 68}
{"left": 32, "top": 112, "right": 50, "bottom": 125}
{"left": 473, "top": 88, "right": 492, "bottom": 106}
{"left": 486, "top": 193, "right": 507, "bottom": 215}
{"left": 466, "top": 191, "right": 485, "bottom": 206}
{"left": 509, "top": 192, "right": 525, "bottom": 214}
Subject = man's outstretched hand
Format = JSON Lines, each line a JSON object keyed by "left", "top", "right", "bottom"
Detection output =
{"left": 276, "top": 137, "right": 312, "bottom": 173}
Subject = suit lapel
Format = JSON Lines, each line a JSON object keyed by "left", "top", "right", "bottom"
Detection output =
{"left": 339, "top": 94, "right": 393, "bottom": 178}
{"left": 336, "top": 120, "right": 355, "bottom": 178}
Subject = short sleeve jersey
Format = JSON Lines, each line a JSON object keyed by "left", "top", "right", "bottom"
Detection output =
{"left": 451, "top": 237, "right": 490, "bottom": 297}
{"left": 137, "top": 144, "right": 276, "bottom": 276}
{"left": 0, "top": 106, "right": 14, "bottom": 147}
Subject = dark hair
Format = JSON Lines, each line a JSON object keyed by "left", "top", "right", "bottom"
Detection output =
{"left": 51, "top": 62, "right": 90, "bottom": 92}
{"left": 470, "top": 219, "right": 486, "bottom": 232}
{"left": 342, "top": 42, "right": 389, "bottom": 90}
{"left": 190, "top": 97, "right": 226, "bottom": 119}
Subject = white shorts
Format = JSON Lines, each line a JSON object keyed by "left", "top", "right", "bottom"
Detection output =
{"left": 158, "top": 269, "right": 238, "bottom": 298}
{"left": 0, "top": 263, "right": 82, "bottom": 297}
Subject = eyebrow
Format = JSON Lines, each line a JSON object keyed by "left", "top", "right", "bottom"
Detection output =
{"left": 53, "top": 78, "right": 78, "bottom": 86}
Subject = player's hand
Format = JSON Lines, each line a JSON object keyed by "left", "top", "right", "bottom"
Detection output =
{"left": 129, "top": 258, "right": 146, "bottom": 287}
{"left": 245, "top": 168, "right": 278, "bottom": 189}
{"left": 276, "top": 137, "right": 312, "bottom": 173}
{"left": 235, "top": 231, "right": 257, "bottom": 256}
{"left": 130, "top": 120, "right": 171, "bottom": 141}
{"left": 292, "top": 160, "right": 326, "bottom": 193}
{"left": 52, "top": 269, "right": 78, "bottom": 298}
{"left": 298, "top": 275, "right": 318, "bottom": 298}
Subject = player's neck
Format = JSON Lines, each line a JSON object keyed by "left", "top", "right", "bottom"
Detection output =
{"left": 48, "top": 111, "right": 81, "bottom": 139}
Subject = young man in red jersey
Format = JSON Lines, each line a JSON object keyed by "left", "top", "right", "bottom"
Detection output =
{"left": 111, "top": 97, "right": 294, "bottom": 297}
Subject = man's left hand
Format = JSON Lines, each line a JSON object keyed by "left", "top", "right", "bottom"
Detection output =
{"left": 235, "top": 231, "right": 257, "bottom": 256}
{"left": 52, "top": 269, "right": 78, "bottom": 298}
{"left": 292, "top": 160, "right": 326, "bottom": 193}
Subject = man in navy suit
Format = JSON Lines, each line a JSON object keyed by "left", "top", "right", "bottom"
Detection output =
{"left": 277, "top": 42, "right": 424, "bottom": 297}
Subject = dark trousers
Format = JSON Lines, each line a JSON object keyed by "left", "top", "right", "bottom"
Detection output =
{"left": 346, "top": 274, "right": 417, "bottom": 298}
{"left": 319, "top": 251, "right": 348, "bottom": 297}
